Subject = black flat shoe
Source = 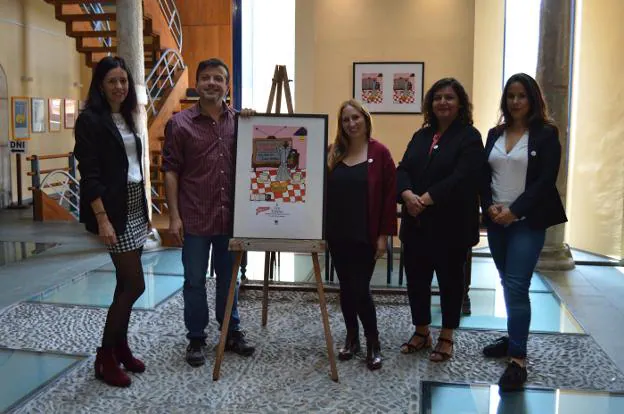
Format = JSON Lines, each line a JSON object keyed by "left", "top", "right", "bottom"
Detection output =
{"left": 483, "top": 336, "right": 509, "bottom": 358}
{"left": 498, "top": 360, "right": 528, "bottom": 392}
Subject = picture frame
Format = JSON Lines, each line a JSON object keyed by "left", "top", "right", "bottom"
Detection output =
{"left": 49, "top": 98, "right": 62, "bottom": 132}
{"left": 64, "top": 99, "right": 77, "bottom": 129}
{"left": 233, "top": 114, "right": 328, "bottom": 240}
{"left": 352, "top": 61, "right": 425, "bottom": 114}
{"left": 11, "top": 97, "right": 30, "bottom": 140}
{"left": 31, "top": 98, "right": 46, "bottom": 133}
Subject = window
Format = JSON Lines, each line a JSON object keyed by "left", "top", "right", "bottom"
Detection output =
{"left": 503, "top": 0, "right": 542, "bottom": 83}
{"left": 241, "top": 0, "right": 296, "bottom": 112}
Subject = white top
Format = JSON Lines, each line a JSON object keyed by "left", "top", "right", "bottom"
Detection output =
{"left": 112, "top": 113, "right": 142, "bottom": 183}
{"left": 488, "top": 130, "right": 529, "bottom": 208}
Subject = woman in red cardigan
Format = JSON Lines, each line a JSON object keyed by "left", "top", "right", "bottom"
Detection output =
{"left": 326, "top": 99, "right": 397, "bottom": 370}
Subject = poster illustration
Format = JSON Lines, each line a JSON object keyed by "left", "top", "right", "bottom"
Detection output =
{"left": 393, "top": 73, "right": 417, "bottom": 104}
{"left": 353, "top": 62, "right": 424, "bottom": 114}
{"left": 11, "top": 97, "right": 30, "bottom": 140}
{"left": 250, "top": 125, "right": 307, "bottom": 204}
{"left": 361, "top": 73, "right": 383, "bottom": 104}
{"left": 234, "top": 114, "right": 327, "bottom": 240}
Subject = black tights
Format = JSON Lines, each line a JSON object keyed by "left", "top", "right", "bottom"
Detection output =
{"left": 101, "top": 248, "right": 145, "bottom": 348}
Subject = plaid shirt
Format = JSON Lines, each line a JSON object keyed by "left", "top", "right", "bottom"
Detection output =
{"left": 161, "top": 103, "right": 236, "bottom": 236}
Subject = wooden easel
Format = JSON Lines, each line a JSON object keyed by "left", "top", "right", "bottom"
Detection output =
{"left": 212, "top": 65, "right": 338, "bottom": 382}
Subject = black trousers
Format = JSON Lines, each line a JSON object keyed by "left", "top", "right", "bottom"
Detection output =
{"left": 404, "top": 240, "right": 467, "bottom": 329}
{"left": 329, "top": 241, "right": 378, "bottom": 338}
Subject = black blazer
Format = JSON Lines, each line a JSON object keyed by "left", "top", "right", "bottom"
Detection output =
{"left": 73, "top": 108, "right": 147, "bottom": 235}
{"left": 397, "top": 121, "right": 485, "bottom": 249}
{"left": 480, "top": 124, "right": 567, "bottom": 229}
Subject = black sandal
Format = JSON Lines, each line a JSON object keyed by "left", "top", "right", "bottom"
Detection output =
{"left": 429, "top": 337, "right": 454, "bottom": 362}
{"left": 400, "top": 331, "right": 432, "bottom": 354}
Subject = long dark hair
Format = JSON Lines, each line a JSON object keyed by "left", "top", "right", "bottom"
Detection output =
{"left": 498, "top": 73, "right": 556, "bottom": 131}
{"left": 422, "top": 77, "right": 473, "bottom": 129}
{"left": 85, "top": 56, "right": 138, "bottom": 132}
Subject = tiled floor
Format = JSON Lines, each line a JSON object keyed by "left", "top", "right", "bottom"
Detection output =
{"left": 29, "top": 270, "right": 184, "bottom": 310}
{"left": 0, "top": 348, "right": 84, "bottom": 413}
{"left": 422, "top": 381, "right": 624, "bottom": 413}
{"left": 0, "top": 205, "right": 623, "bottom": 412}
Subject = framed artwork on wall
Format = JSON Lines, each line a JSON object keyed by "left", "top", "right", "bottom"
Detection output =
{"left": 352, "top": 61, "right": 425, "bottom": 114}
{"left": 64, "top": 99, "right": 77, "bottom": 129}
{"left": 31, "top": 98, "right": 46, "bottom": 133}
{"left": 49, "top": 98, "right": 62, "bottom": 132}
{"left": 11, "top": 97, "right": 30, "bottom": 140}
{"left": 233, "top": 114, "right": 328, "bottom": 240}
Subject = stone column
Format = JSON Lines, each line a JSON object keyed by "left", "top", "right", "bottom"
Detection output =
{"left": 116, "top": 0, "right": 152, "bottom": 220}
{"left": 535, "top": 0, "right": 575, "bottom": 270}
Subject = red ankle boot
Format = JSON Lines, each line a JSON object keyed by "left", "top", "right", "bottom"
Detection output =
{"left": 114, "top": 341, "right": 145, "bottom": 373}
{"left": 95, "top": 347, "right": 131, "bottom": 387}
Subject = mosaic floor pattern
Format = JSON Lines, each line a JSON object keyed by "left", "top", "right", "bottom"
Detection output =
{"left": 0, "top": 280, "right": 623, "bottom": 413}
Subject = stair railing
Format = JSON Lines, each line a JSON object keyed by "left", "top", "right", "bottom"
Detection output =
{"left": 145, "top": 48, "right": 185, "bottom": 116}
{"left": 80, "top": 2, "right": 113, "bottom": 48}
{"left": 39, "top": 171, "right": 81, "bottom": 220}
{"left": 157, "top": 0, "right": 183, "bottom": 51}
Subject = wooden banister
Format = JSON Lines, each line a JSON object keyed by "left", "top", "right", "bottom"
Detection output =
{"left": 27, "top": 152, "right": 73, "bottom": 161}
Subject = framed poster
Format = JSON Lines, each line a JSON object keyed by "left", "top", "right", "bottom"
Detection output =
{"left": 49, "top": 98, "right": 62, "bottom": 132}
{"left": 233, "top": 114, "right": 328, "bottom": 240}
{"left": 353, "top": 62, "right": 425, "bottom": 114}
{"left": 11, "top": 97, "right": 30, "bottom": 140}
{"left": 31, "top": 98, "right": 46, "bottom": 133}
{"left": 64, "top": 99, "right": 77, "bottom": 129}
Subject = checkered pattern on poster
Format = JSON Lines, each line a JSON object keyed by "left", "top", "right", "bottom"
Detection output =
{"left": 361, "top": 90, "right": 384, "bottom": 104}
{"left": 250, "top": 170, "right": 306, "bottom": 203}
{"left": 393, "top": 90, "right": 416, "bottom": 104}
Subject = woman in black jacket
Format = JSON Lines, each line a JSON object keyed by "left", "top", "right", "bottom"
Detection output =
{"left": 74, "top": 56, "right": 149, "bottom": 387}
{"left": 480, "top": 73, "right": 567, "bottom": 392}
{"left": 397, "top": 78, "right": 484, "bottom": 362}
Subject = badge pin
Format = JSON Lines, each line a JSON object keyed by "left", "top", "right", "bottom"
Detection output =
{"left": 434, "top": 145, "right": 439, "bottom": 150}
{"left": 368, "top": 158, "right": 373, "bottom": 163}
{"left": 530, "top": 150, "right": 537, "bottom": 156}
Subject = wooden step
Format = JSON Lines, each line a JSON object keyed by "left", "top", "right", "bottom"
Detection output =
{"left": 77, "top": 43, "right": 159, "bottom": 53}
{"left": 52, "top": 0, "right": 115, "bottom": 3}
{"left": 59, "top": 12, "right": 117, "bottom": 22}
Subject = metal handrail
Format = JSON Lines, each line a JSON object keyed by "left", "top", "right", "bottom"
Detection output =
{"left": 151, "top": 187, "right": 164, "bottom": 214}
{"left": 145, "top": 48, "right": 185, "bottom": 116}
{"left": 156, "top": 0, "right": 183, "bottom": 51}
{"left": 40, "top": 170, "right": 81, "bottom": 219}
{"left": 80, "top": 2, "right": 112, "bottom": 48}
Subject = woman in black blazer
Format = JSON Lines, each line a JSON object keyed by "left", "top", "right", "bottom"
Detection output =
{"left": 397, "top": 78, "right": 484, "bottom": 362}
{"left": 480, "top": 73, "right": 567, "bottom": 392}
{"left": 74, "top": 56, "right": 149, "bottom": 387}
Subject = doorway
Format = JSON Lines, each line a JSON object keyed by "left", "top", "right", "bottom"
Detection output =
{"left": 0, "top": 63, "right": 10, "bottom": 208}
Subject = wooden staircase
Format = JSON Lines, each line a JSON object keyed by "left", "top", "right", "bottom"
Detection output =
{"left": 43, "top": 0, "right": 162, "bottom": 70}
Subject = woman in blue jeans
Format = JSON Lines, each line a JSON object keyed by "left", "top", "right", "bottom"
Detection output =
{"left": 480, "top": 73, "right": 567, "bottom": 392}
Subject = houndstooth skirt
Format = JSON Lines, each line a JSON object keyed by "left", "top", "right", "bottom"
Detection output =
{"left": 108, "top": 182, "right": 149, "bottom": 254}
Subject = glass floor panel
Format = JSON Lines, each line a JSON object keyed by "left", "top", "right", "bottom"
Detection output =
{"left": 422, "top": 381, "right": 624, "bottom": 414}
{"left": 0, "top": 348, "right": 83, "bottom": 413}
{"left": 0, "top": 241, "right": 58, "bottom": 267}
{"left": 433, "top": 258, "right": 551, "bottom": 292}
{"left": 431, "top": 290, "right": 583, "bottom": 333}
{"left": 29, "top": 270, "right": 183, "bottom": 309}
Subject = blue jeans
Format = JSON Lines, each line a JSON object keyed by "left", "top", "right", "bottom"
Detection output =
{"left": 182, "top": 234, "right": 240, "bottom": 340}
{"left": 487, "top": 220, "right": 545, "bottom": 358}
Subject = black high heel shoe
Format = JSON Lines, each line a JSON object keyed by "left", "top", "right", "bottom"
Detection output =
{"left": 366, "top": 336, "right": 382, "bottom": 370}
{"left": 338, "top": 331, "right": 361, "bottom": 361}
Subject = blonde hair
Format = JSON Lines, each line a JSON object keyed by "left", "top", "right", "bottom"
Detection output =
{"left": 327, "top": 99, "right": 372, "bottom": 171}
